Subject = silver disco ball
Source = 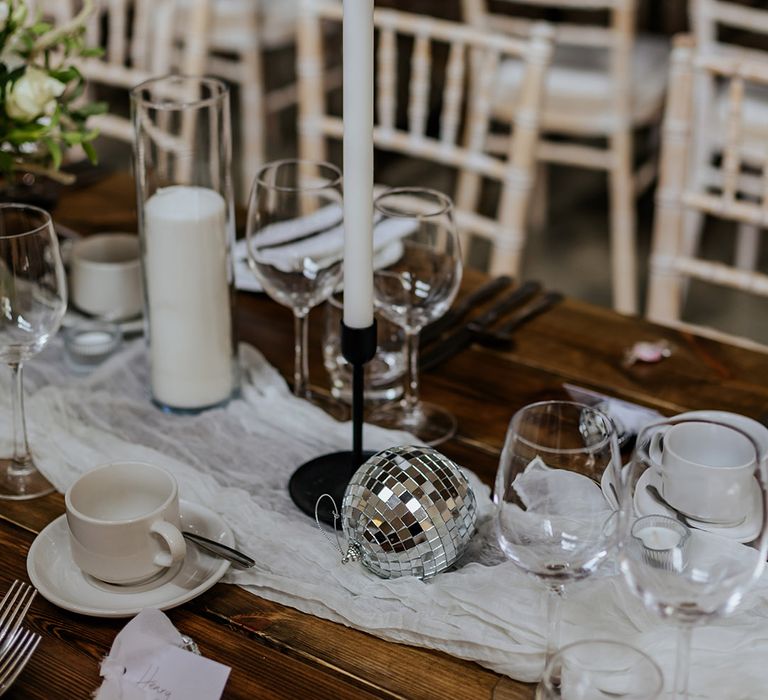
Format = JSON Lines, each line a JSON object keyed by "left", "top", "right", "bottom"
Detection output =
{"left": 341, "top": 445, "right": 477, "bottom": 580}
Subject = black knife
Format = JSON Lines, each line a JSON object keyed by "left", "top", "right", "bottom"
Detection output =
{"left": 420, "top": 275, "right": 513, "bottom": 345}
{"left": 420, "top": 280, "right": 541, "bottom": 372}
{"left": 473, "top": 291, "right": 564, "bottom": 347}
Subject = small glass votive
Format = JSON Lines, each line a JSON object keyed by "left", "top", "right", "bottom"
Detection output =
{"left": 537, "top": 639, "right": 664, "bottom": 700}
{"left": 631, "top": 514, "right": 690, "bottom": 571}
{"left": 322, "top": 292, "right": 405, "bottom": 403}
{"left": 63, "top": 321, "right": 122, "bottom": 374}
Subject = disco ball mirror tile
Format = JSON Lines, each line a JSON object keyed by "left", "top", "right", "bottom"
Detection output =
{"left": 341, "top": 445, "right": 477, "bottom": 579}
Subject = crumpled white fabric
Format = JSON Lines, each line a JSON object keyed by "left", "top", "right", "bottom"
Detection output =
{"left": 4, "top": 339, "right": 768, "bottom": 699}
{"left": 94, "top": 608, "right": 184, "bottom": 700}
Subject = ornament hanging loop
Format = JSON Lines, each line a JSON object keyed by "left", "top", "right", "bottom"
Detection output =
{"left": 314, "top": 493, "right": 347, "bottom": 561}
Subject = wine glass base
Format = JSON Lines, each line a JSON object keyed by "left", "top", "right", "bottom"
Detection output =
{"left": 289, "top": 450, "right": 376, "bottom": 527}
{"left": 367, "top": 400, "right": 457, "bottom": 446}
{"left": 0, "top": 458, "right": 55, "bottom": 500}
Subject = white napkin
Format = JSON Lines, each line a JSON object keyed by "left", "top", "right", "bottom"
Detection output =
{"left": 563, "top": 383, "right": 664, "bottom": 438}
{"left": 95, "top": 609, "right": 230, "bottom": 700}
{"left": 234, "top": 213, "right": 416, "bottom": 292}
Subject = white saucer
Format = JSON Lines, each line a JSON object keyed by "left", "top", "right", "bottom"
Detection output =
{"left": 634, "top": 470, "right": 763, "bottom": 543}
{"left": 27, "top": 500, "right": 232, "bottom": 617}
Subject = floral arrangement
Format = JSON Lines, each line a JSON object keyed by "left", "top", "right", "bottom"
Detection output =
{"left": 0, "top": 0, "right": 106, "bottom": 183}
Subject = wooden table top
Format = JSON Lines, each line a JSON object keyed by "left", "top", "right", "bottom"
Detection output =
{"left": 2, "top": 171, "right": 768, "bottom": 699}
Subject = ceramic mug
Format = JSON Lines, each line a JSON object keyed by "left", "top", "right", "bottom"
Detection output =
{"left": 650, "top": 420, "right": 757, "bottom": 525}
{"left": 70, "top": 233, "right": 142, "bottom": 320}
{"left": 65, "top": 461, "right": 186, "bottom": 584}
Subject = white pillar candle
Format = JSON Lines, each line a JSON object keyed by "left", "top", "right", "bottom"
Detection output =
{"left": 144, "top": 186, "right": 234, "bottom": 409}
{"left": 342, "top": 0, "right": 375, "bottom": 329}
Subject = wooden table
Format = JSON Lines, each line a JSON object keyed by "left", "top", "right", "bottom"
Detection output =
{"left": 2, "top": 172, "right": 768, "bottom": 699}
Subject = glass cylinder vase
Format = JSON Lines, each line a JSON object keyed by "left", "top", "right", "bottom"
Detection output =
{"left": 131, "top": 76, "right": 239, "bottom": 412}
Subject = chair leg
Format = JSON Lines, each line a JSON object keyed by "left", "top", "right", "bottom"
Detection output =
{"left": 238, "top": 47, "right": 266, "bottom": 205}
{"left": 734, "top": 223, "right": 761, "bottom": 271}
{"left": 528, "top": 163, "right": 548, "bottom": 231}
{"left": 608, "top": 131, "right": 638, "bottom": 315}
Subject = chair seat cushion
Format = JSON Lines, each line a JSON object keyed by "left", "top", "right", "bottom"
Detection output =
{"left": 492, "top": 35, "right": 670, "bottom": 134}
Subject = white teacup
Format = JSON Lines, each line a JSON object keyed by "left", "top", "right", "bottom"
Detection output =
{"left": 70, "top": 233, "right": 142, "bottom": 320}
{"left": 65, "top": 462, "right": 186, "bottom": 585}
{"left": 651, "top": 421, "right": 757, "bottom": 525}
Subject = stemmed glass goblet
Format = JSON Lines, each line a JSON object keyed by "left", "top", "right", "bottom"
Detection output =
{"left": 0, "top": 204, "right": 67, "bottom": 499}
{"left": 368, "top": 187, "right": 462, "bottom": 446}
{"left": 246, "top": 159, "right": 344, "bottom": 414}
{"left": 618, "top": 417, "right": 768, "bottom": 700}
{"left": 494, "top": 400, "right": 621, "bottom": 666}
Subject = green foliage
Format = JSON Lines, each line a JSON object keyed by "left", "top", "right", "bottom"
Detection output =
{"left": 0, "top": 0, "right": 106, "bottom": 181}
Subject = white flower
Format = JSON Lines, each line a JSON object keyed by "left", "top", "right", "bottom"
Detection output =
{"left": 0, "top": 3, "right": 9, "bottom": 24}
{"left": 5, "top": 67, "right": 65, "bottom": 122}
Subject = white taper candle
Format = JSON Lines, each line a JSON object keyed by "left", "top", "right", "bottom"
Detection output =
{"left": 342, "top": 0, "right": 375, "bottom": 328}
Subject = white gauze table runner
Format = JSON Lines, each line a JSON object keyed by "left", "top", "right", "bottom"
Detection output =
{"left": 4, "top": 339, "right": 768, "bottom": 699}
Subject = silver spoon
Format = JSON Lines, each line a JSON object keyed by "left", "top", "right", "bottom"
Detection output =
{"left": 182, "top": 532, "right": 256, "bottom": 569}
{"left": 644, "top": 485, "right": 700, "bottom": 530}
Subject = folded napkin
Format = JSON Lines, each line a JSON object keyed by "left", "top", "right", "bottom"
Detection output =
{"left": 234, "top": 210, "right": 416, "bottom": 292}
{"left": 95, "top": 609, "right": 230, "bottom": 700}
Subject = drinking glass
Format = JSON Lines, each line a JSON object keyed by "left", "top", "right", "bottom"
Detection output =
{"left": 536, "top": 640, "right": 663, "bottom": 699}
{"left": 367, "top": 188, "right": 462, "bottom": 446}
{"left": 0, "top": 204, "right": 67, "bottom": 499}
{"left": 494, "top": 401, "right": 621, "bottom": 664}
{"left": 245, "top": 159, "right": 344, "bottom": 410}
{"left": 618, "top": 417, "right": 768, "bottom": 700}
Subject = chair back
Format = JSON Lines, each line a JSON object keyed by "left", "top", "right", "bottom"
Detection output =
{"left": 297, "top": 0, "right": 552, "bottom": 276}
{"left": 647, "top": 37, "right": 768, "bottom": 350}
{"left": 461, "top": 0, "right": 636, "bottom": 133}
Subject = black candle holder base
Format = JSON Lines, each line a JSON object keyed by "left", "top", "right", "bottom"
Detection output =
{"left": 289, "top": 450, "right": 376, "bottom": 526}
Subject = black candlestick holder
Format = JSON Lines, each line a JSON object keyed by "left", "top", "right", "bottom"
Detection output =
{"left": 288, "top": 320, "right": 377, "bottom": 526}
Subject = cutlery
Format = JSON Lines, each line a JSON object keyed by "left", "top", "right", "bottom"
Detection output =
{"left": 420, "top": 275, "right": 513, "bottom": 345}
{"left": 0, "top": 628, "right": 40, "bottom": 696}
{"left": 182, "top": 532, "right": 256, "bottom": 570}
{"left": 420, "top": 280, "right": 541, "bottom": 372}
{"left": 645, "top": 485, "right": 700, "bottom": 530}
{"left": 472, "top": 291, "right": 563, "bottom": 347}
{"left": 0, "top": 582, "right": 36, "bottom": 651}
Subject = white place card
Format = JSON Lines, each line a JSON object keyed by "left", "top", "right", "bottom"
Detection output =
{"left": 95, "top": 608, "right": 231, "bottom": 700}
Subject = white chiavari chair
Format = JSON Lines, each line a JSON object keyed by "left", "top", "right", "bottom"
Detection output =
{"left": 460, "top": 0, "right": 670, "bottom": 315}
{"left": 688, "top": 0, "right": 768, "bottom": 272}
{"left": 297, "top": 0, "right": 552, "bottom": 278}
{"left": 647, "top": 36, "right": 768, "bottom": 351}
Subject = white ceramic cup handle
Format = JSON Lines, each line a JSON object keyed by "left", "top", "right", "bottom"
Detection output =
{"left": 150, "top": 520, "right": 186, "bottom": 568}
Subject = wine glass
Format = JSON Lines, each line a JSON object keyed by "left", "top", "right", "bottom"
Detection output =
{"left": 618, "top": 417, "right": 768, "bottom": 700}
{"left": 494, "top": 401, "right": 621, "bottom": 665}
{"left": 0, "top": 204, "right": 67, "bottom": 499}
{"left": 246, "top": 159, "right": 344, "bottom": 412}
{"left": 367, "top": 187, "right": 462, "bottom": 446}
{"left": 537, "top": 639, "right": 663, "bottom": 700}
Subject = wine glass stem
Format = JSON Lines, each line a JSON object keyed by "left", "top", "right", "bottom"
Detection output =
{"left": 293, "top": 310, "right": 310, "bottom": 399}
{"left": 8, "top": 362, "right": 32, "bottom": 472}
{"left": 673, "top": 624, "right": 693, "bottom": 700}
{"left": 545, "top": 585, "right": 565, "bottom": 665}
{"left": 403, "top": 329, "right": 420, "bottom": 410}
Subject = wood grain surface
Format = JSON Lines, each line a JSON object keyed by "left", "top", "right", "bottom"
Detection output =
{"left": 1, "top": 171, "right": 767, "bottom": 699}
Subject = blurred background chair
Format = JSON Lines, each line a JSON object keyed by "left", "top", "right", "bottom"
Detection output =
{"left": 647, "top": 37, "right": 768, "bottom": 350}
{"left": 32, "top": 0, "right": 211, "bottom": 144}
{"left": 460, "top": 0, "right": 670, "bottom": 314}
{"left": 686, "top": 0, "right": 768, "bottom": 272}
{"left": 297, "top": 0, "right": 552, "bottom": 276}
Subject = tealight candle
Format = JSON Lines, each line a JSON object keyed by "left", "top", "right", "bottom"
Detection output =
{"left": 631, "top": 515, "right": 690, "bottom": 570}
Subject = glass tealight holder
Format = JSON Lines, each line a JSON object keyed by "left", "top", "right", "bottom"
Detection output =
{"left": 63, "top": 321, "right": 122, "bottom": 374}
{"left": 322, "top": 292, "right": 405, "bottom": 404}
{"left": 631, "top": 514, "right": 690, "bottom": 571}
